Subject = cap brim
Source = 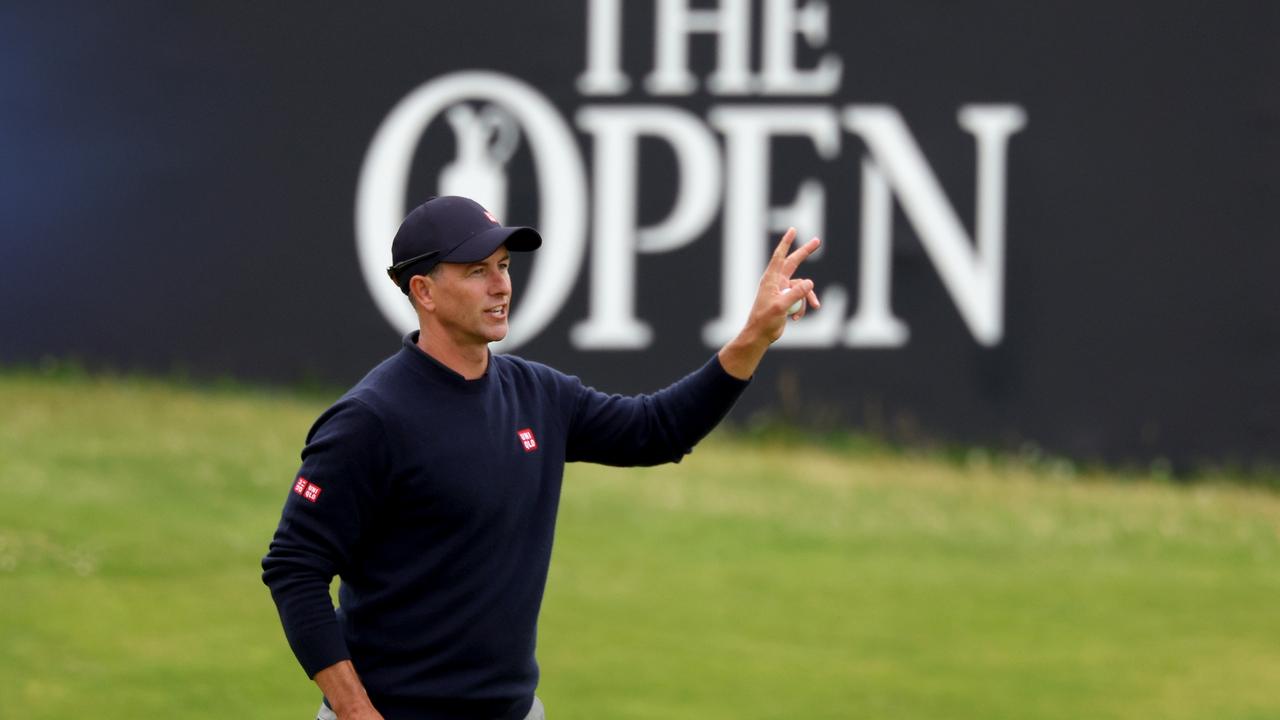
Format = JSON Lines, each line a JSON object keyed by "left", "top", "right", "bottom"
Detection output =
{"left": 439, "top": 226, "right": 542, "bottom": 264}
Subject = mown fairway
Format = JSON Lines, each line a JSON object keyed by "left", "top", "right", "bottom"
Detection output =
{"left": 2, "top": 372, "right": 1278, "bottom": 719}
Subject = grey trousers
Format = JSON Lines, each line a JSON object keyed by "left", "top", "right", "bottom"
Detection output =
{"left": 316, "top": 695, "right": 545, "bottom": 719}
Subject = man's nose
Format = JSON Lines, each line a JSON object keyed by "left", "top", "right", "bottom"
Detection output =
{"left": 490, "top": 269, "right": 511, "bottom": 295}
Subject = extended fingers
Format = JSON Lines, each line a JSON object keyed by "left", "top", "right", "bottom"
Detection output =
{"left": 768, "top": 228, "right": 799, "bottom": 271}
{"left": 782, "top": 236, "right": 822, "bottom": 277}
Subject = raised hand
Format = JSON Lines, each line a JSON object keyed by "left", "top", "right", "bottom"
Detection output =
{"left": 716, "top": 228, "right": 822, "bottom": 379}
{"left": 751, "top": 227, "right": 823, "bottom": 343}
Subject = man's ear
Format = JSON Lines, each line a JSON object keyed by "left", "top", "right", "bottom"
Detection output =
{"left": 410, "top": 274, "right": 435, "bottom": 311}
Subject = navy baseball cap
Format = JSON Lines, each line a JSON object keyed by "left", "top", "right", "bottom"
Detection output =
{"left": 387, "top": 196, "right": 542, "bottom": 294}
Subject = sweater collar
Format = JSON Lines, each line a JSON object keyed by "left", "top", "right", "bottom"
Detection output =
{"left": 400, "top": 332, "right": 492, "bottom": 392}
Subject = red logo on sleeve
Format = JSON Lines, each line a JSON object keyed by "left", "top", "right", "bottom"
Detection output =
{"left": 293, "top": 476, "right": 323, "bottom": 503}
{"left": 517, "top": 428, "right": 538, "bottom": 452}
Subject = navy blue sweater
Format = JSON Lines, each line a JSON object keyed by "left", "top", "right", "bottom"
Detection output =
{"left": 262, "top": 333, "right": 749, "bottom": 719}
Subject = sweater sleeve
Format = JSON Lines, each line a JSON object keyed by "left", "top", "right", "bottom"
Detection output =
{"left": 261, "top": 398, "right": 389, "bottom": 678}
{"left": 563, "top": 353, "right": 750, "bottom": 466}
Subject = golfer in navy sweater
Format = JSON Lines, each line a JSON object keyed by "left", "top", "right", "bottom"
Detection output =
{"left": 262, "top": 196, "right": 821, "bottom": 720}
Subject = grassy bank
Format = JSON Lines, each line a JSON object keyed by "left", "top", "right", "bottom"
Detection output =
{"left": 1, "top": 372, "right": 1277, "bottom": 719}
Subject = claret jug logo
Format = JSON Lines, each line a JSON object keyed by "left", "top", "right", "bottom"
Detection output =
{"left": 355, "top": 0, "right": 1026, "bottom": 353}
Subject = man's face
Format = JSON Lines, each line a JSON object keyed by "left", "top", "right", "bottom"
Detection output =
{"left": 426, "top": 247, "right": 513, "bottom": 346}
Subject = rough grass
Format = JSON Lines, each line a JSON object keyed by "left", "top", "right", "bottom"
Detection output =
{"left": 1, "top": 371, "right": 1277, "bottom": 719}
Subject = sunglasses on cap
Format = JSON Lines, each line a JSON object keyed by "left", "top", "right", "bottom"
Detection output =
{"left": 386, "top": 250, "right": 442, "bottom": 288}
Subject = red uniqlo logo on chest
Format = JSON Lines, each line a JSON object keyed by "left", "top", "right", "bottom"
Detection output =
{"left": 517, "top": 428, "right": 538, "bottom": 452}
{"left": 293, "top": 476, "right": 323, "bottom": 503}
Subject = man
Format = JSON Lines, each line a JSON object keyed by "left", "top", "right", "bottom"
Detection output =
{"left": 262, "top": 196, "right": 821, "bottom": 720}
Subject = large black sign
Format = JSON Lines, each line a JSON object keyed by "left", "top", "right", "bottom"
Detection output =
{"left": 3, "top": 2, "right": 1277, "bottom": 469}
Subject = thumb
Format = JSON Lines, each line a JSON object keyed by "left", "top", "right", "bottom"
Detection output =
{"left": 778, "top": 280, "right": 813, "bottom": 314}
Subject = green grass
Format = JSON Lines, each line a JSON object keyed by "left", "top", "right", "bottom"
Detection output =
{"left": 2, "top": 372, "right": 1278, "bottom": 719}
